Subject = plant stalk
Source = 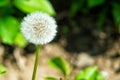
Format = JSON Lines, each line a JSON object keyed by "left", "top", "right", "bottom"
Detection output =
{"left": 32, "top": 45, "right": 41, "bottom": 80}
{"left": 66, "top": 76, "right": 69, "bottom": 80}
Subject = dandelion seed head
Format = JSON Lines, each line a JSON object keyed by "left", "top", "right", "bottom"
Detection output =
{"left": 21, "top": 12, "right": 57, "bottom": 44}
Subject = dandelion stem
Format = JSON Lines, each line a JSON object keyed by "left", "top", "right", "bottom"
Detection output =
{"left": 32, "top": 44, "right": 41, "bottom": 80}
{"left": 66, "top": 75, "right": 69, "bottom": 80}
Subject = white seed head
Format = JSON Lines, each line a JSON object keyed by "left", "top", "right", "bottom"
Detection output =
{"left": 21, "top": 12, "right": 57, "bottom": 45}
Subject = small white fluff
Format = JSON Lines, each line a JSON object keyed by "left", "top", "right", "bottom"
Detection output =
{"left": 101, "top": 71, "right": 109, "bottom": 77}
{"left": 21, "top": 12, "right": 57, "bottom": 45}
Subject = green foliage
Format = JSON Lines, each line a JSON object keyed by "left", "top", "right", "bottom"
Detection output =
{"left": 47, "top": 57, "right": 105, "bottom": 80}
{"left": 14, "top": 32, "right": 27, "bottom": 47}
{"left": 0, "top": 16, "right": 19, "bottom": 44}
{"left": 13, "top": 0, "right": 55, "bottom": 15}
{"left": 97, "top": 8, "right": 107, "bottom": 30}
{"left": 75, "top": 66, "right": 105, "bottom": 80}
{"left": 87, "top": 0, "right": 105, "bottom": 8}
{"left": 0, "top": 0, "right": 9, "bottom": 7}
{"left": 70, "top": 0, "right": 106, "bottom": 16}
{"left": 112, "top": 3, "right": 120, "bottom": 32}
{"left": 48, "top": 57, "right": 72, "bottom": 77}
{"left": 70, "top": 0, "right": 120, "bottom": 32}
{"left": 0, "top": 64, "right": 7, "bottom": 74}
{"left": 112, "top": 3, "right": 120, "bottom": 24}
{"left": 0, "top": 0, "right": 55, "bottom": 47}
{"left": 0, "top": 16, "right": 27, "bottom": 47}
{"left": 44, "top": 77, "right": 58, "bottom": 80}
{"left": 70, "top": 0, "right": 85, "bottom": 16}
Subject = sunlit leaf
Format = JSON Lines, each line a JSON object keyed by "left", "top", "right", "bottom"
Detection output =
{"left": 38, "top": 0, "right": 56, "bottom": 15}
{"left": 0, "top": 64, "right": 7, "bottom": 74}
{"left": 87, "top": 0, "right": 105, "bottom": 8}
{"left": 14, "top": 32, "right": 27, "bottom": 47}
{"left": 0, "top": 16, "right": 19, "bottom": 45}
{"left": 44, "top": 77, "right": 58, "bottom": 80}
{"left": 75, "top": 70, "right": 85, "bottom": 80}
{"left": 13, "top": 0, "right": 55, "bottom": 15}
{"left": 97, "top": 72, "right": 105, "bottom": 80}
{"left": 85, "top": 67, "right": 98, "bottom": 80}
{"left": 75, "top": 66, "right": 104, "bottom": 80}
{"left": 48, "top": 57, "right": 72, "bottom": 77}
{"left": 0, "top": 0, "right": 9, "bottom": 7}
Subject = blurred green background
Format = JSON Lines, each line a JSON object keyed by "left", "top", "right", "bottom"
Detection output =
{"left": 0, "top": 0, "right": 120, "bottom": 80}
{"left": 0, "top": 0, "right": 120, "bottom": 50}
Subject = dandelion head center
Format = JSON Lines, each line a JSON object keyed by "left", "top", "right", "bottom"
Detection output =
{"left": 33, "top": 21, "right": 46, "bottom": 32}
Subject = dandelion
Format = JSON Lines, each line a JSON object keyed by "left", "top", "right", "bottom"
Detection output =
{"left": 21, "top": 12, "right": 57, "bottom": 45}
{"left": 21, "top": 12, "right": 57, "bottom": 80}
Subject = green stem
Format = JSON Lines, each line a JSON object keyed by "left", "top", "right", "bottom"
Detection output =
{"left": 32, "top": 45, "right": 41, "bottom": 80}
{"left": 66, "top": 76, "right": 69, "bottom": 80}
